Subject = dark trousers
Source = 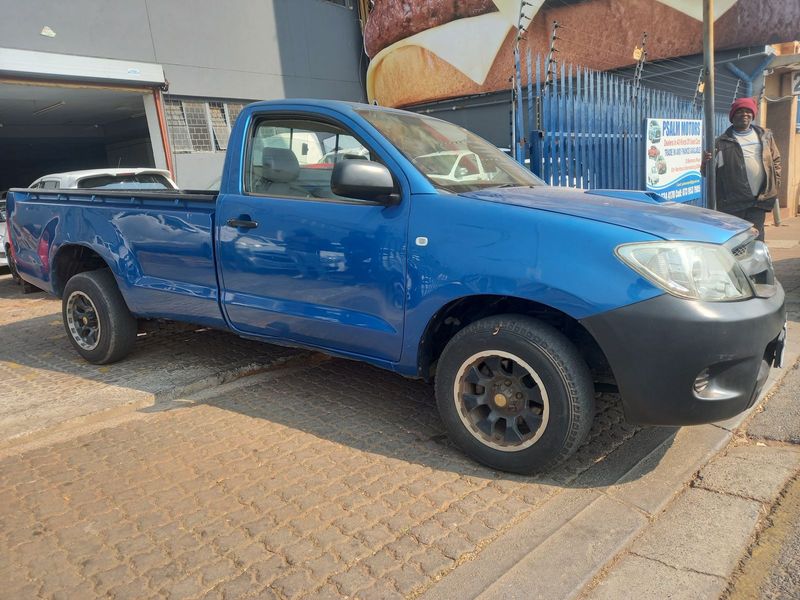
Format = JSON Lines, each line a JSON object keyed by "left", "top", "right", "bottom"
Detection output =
{"left": 729, "top": 206, "right": 767, "bottom": 241}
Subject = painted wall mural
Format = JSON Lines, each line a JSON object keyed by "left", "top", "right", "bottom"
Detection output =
{"left": 363, "top": 0, "right": 799, "bottom": 107}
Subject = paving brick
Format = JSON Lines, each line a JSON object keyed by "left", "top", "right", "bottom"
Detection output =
{"left": 243, "top": 516, "right": 275, "bottom": 540}
{"left": 147, "top": 562, "right": 185, "bottom": 588}
{"left": 37, "top": 565, "right": 88, "bottom": 596}
{"left": 213, "top": 528, "right": 252, "bottom": 555}
{"left": 79, "top": 552, "right": 122, "bottom": 577}
{"left": 249, "top": 554, "right": 286, "bottom": 585}
{"left": 130, "top": 550, "right": 172, "bottom": 574}
{"left": 94, "top": 564, "right": 137, "bottom": 595}
{"left": 229, "top": 542, "right": 272, "bottom": 568}
{"left": 57, "top": 580, "right": 96, "bottom": 599}
{"left": 4, "top": 581, "right": 42, "bottom": 599}
{"left": 332, "top": 537, "right": 372, "bottom": 564}
{"left": 282, "top": 538, "right": 324, "bottom": 566}
{"left": 114, "top": 534, "right": 153, "bottom": 557}
{"left": 107, "top": 577, "right": 156, "bottom": 600}
{"left": 361, "top": 578, "right": 406, "bottom": 600}
{"left": 271, "top": 568, "right": 314, "bottom": 599}
{"left": 435, "top": 530, "right": 476, "bottom": 561}
{"left": 198, "top": 559, "right": 237, "bottom": 587}
{"left": 331, "top": 564, "right": 375, "bottom": 597}
{"left": 387, "top": 561, "right": 425, "bottom": 597}
{"left": 161, "top": 532, "right": 202, "bottom": 559}
{"left": 311, "top": 583, "right": 343, "bottom": 599}
{"left": 386, "top": 535, "right": 420, "bottom": 562}
{"left": 161, "top": 574, "right": 207, "bottom": 600}
{"left": 262, "top": 526, "right": 300, "bottom": 555}
{"left": 177, "top": 543, "right": 224, "bottom": 574}
{"left": 362, "top": 548, "right": 400, "bottom": 578}
{"left": 216, "top": 571, "right": 256, "bottom": 600}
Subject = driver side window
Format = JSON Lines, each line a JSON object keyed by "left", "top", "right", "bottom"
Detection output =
{"left": 246, "top": 117, "right": 372, "bottom": 200}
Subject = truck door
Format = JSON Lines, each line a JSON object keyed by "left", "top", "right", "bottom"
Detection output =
{"left": 216, "top": 114, "right": 409, "bottom": 362}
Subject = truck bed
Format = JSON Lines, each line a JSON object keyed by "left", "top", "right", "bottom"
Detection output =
{"left": 6, "top": 187, "right": 225, "bottom": 327}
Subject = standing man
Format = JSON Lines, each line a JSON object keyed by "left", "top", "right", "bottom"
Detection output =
{"left": 703, "top": 97, "right": 782, "bottom": 241}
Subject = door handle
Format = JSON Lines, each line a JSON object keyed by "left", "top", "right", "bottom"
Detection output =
{"left": 226, "top": 217, "right": 258, "bottom": 229}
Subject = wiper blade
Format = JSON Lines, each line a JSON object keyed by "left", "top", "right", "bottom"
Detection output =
{"left": 485, "top": 183, "right": 537, "bottom": 190}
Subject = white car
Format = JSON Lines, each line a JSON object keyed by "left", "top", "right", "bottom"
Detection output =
{"left": 29, "top": 168, "right": 178, "bottom": 191}
{"left": 413, "top": 150, "right": 488, "bottom": 183}
{"left": 319, "top": 146, "right": 371, "bottom": 164}
{"left": 0, "top": 193, "right": 7, "bottom": 269}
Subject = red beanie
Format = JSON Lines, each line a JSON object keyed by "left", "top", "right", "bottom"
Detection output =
{"left": 729, "top": 97, "right": 757, "bottom": 122}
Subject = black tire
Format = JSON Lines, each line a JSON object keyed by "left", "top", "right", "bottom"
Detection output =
{"left": 62, "top": 269, "right": 137, "bottom": 364}
{"left": 435, "top": 314, "right": 595, "bottom": 475}
{"left": 6, "top": 245, "right": 22, "bottom": 285}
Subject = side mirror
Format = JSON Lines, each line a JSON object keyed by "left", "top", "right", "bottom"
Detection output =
{"left": 331, "top": 160, "right": 399, "bottom": 205}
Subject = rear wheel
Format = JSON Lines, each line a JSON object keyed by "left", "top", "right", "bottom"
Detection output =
{"left": 6, "top": 245, "right": 22, "bottom": 284}
{"left": 435, "top": 314, "right": 595, "bottom": 474}
{"left": 62, "top": 270, "right": 137, "bottom": 364}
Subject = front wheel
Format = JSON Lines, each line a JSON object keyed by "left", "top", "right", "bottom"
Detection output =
{"left": 435, "top": 315, "right": 595, "bottom": 475}
{"left": 62, "top": 269, "right": 137, "bottom": 364}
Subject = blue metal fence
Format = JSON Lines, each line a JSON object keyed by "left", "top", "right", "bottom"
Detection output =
{"left": 519, "top": 54, "right": 729, "bottom": 207}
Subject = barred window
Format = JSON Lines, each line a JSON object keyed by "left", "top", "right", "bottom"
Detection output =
{"left": 182, "top": 100, "right": 213, "bottom": 152}
{"left": 208, "top": 102, "right": 230, "bottom": 151}
{"left": 226, "top": 102, "right": 246, "bottom": 128}
{"left": 164, "top": 97, "right": 253, "bottom": 155}
{"left": 164, "top": 99, "right": 192, "bottom": 153}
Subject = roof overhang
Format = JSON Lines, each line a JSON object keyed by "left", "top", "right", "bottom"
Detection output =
{"left": 0, "top": 47, "right": 165, "bottom": 87}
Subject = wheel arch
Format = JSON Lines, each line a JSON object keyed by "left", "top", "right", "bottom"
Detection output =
{"left": 417, "top": 294, "right": 615, "bottom": 388}
{"left": 51, "top": 244, "right": 114, "bottom": 298}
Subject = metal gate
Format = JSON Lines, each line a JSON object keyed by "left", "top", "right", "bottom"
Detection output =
{"left": 517, "top": 55, "right": 730, "bottom": 207}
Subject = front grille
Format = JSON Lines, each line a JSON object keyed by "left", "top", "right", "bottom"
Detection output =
{"left": 731, "top": 239, "right": 755, "bottom": 258}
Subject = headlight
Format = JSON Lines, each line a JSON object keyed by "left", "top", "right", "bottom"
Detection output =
{"left": 616, "top": 241, "right": 754, "bottom": 301}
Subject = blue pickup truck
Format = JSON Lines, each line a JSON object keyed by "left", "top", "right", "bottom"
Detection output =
{"left": 5, "top": 100, "right": 787, "bottom": 474}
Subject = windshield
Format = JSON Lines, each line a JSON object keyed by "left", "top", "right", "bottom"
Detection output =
{"left": 77, "top": 174, "right": 174, "bottom": 190}
{"left": 356, "top": 108, "right": 544, "bottom": 192}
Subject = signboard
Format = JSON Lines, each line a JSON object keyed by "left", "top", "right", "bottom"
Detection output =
{"left": 792, "top": 71, "right": 800, "bottom": 96}
{"left": 644, "top": 118, "right": 702, "bottom": 203}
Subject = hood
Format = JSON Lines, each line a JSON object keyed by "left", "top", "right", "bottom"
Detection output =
{"left": 462, "top": 186, "right": 749, "bottom": 244}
